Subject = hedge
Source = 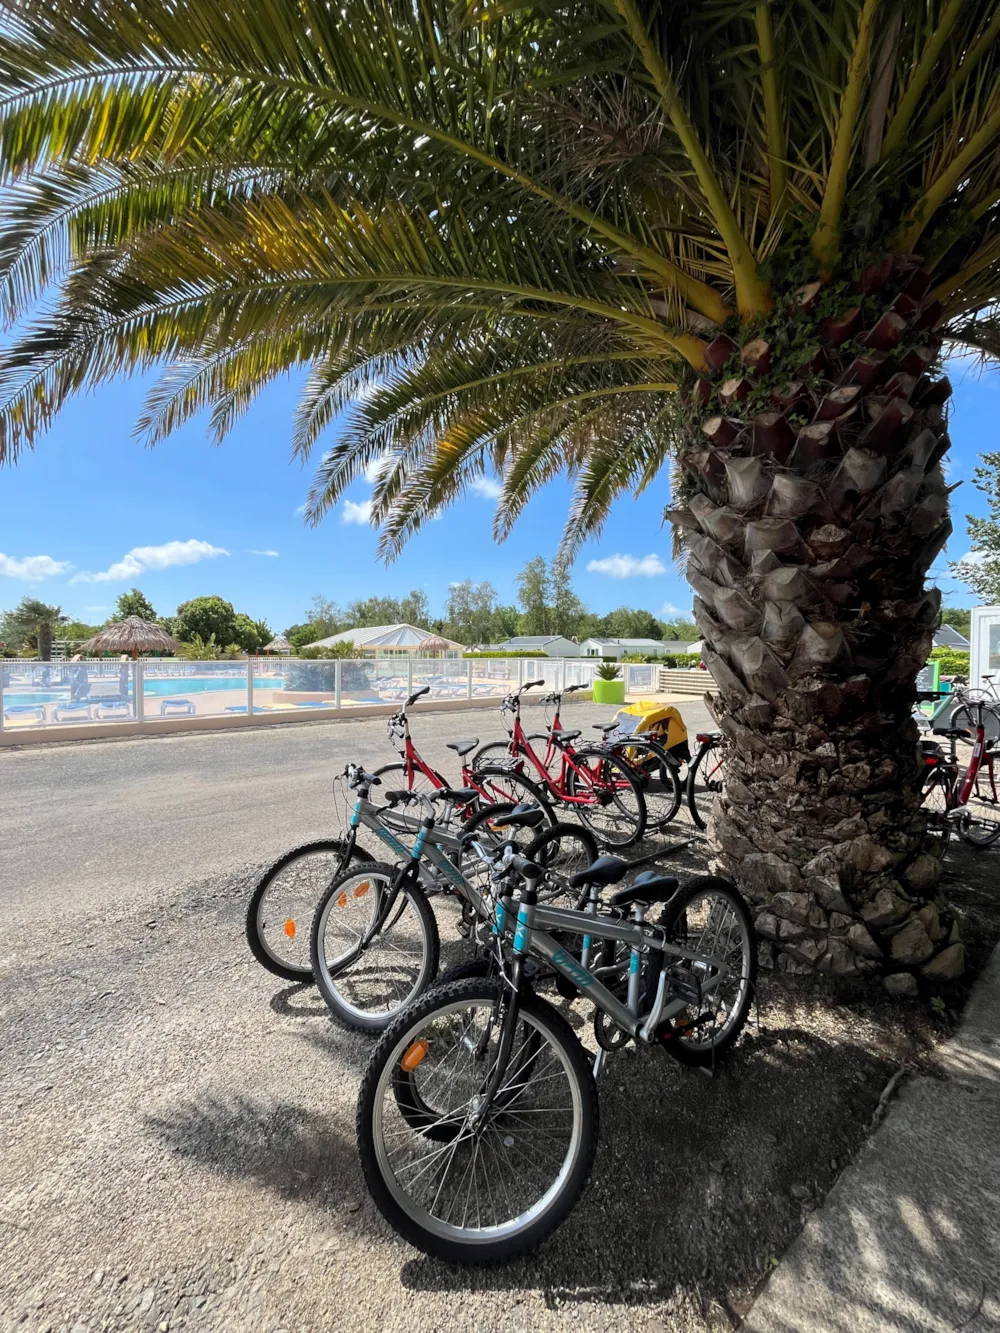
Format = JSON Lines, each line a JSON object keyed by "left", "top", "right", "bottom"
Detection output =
{"left": 463, "top": 650, "right": 548, "bottom": 658}
{"left": 929, "top": 647, "right": 970, "bottom": 677}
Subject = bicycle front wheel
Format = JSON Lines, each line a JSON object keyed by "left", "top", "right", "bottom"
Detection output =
{"left": 654, "top": 877, "right": 756, "bottom": 1067}
{"left": 475, "top": 766, "right": 557, "bottom": 832}
{"left": 357, "top": 978, "right": 598, "bottom": 1263}
{"left": 246, "top": 839, "right": 373, "bottom": 982}
{"left": 627, "top": 747, "right": 682, "bottom": 830}
{"left": 686, "top": 742, "right": 726, "bottom": 831}
{"left": 310, "top": 863, "right": 440, "bottom": 1032}
{"left": 564, "top": 747, "right": 647, "bottom": 848}
{"left": 949, "top": 706, "right": 1000, "bottom": 746}
{"left": 959, "top": 755, "right": 1000, "bottom": 847}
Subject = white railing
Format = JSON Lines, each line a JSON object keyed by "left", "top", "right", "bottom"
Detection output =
{"left": 0, "top": 655, "right": 664, "bottom": 734}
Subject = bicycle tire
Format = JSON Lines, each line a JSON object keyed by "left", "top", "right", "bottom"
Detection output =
{"left": 357, "top": 978, "right": 598, "bottom": 1263}
{"left": 563, "top": 746, "right": 647, "bottom": 848}
{"left": 623, "top": 744, "right": 682, "bottom": 830}
{"left": 372, "top": 760, "right": 449, "bottom": 794}
{"left": 522, "top": 822, "right": 599, "bottom": 894}
{"left": 310, "top": 862, "right": 440, "bottom": 1032}
{"left": 958, "top": 755, "right": 1000, "bottom": 847}
{"left": 474, "top": 766, "right": 558, "bottom": 833}
{"left": 245, "top": 838, "right": 374, "bottom": 982}
{"left": 686, "top": 741, "right": 725, "bottom": 831}
{"left": 653, "top": 876, "right": 756, "bottom": 1067}
{"left": 919, "top": 765, "right": 955, "bottom": 847}
{"left": 948, "top": 705, "right": 1000, "bottom": 746}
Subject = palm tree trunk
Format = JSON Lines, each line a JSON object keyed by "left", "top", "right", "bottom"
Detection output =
{"left": 675, "top": 257, "right": 963, "bottom": 988}
{"left": 37, "top": 622, "right": 53, "bottom": 661}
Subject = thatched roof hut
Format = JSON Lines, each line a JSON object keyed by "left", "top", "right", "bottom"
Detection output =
{"left": 262, "top": 635, "right": 292, "bottom": 655}
{"left": 80, "top": 616, "right": 180, "bottom": 660}
{"left": 417, "top": 635, "right": 457, "bottom": 657}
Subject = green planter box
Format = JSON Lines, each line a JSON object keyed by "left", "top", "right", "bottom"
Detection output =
{"left": 592, "top": 678, "right": 625, "bottom": 705}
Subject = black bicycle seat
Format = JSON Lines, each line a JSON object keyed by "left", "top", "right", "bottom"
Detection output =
{"left": 550, "top": 729, "right": 582, "bottom": 746}
{"left": 593, "top": 721, "right": 619, "bottom": 733}
{"left": 446, "top": 738, "right": 479, "bottom": 757}
{"left": 485, "top": 801, "right": 546, "bottom": 830}
{"left": 568, "top": 855, "right": 629, "bottom": 889}
{"left": 609, "top": 870, "right": 679, "bottom": 909}
{"left": 932, "top": 727, "right": 971, "bottom": 739}
{"left": 430, "top": 787, "right": 480, "bottom": 804}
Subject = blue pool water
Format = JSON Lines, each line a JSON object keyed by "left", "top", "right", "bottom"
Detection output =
{"left": 3, "top": 676, "right": 286, "bottom": 707}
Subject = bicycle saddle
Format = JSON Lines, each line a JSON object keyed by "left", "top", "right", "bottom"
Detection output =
{"left": 550, "top": 729, "right": 581, "bottom": 746}
{"left": 446, "top": 738, "right": 479, "bottom": 756}
{"left": 608, "top": 870, "right": 679, "bottom": 909}
{"left": 485, "top": 801, "right": 546, "bottom": 829}
{"left": 568, "top": 855, "right": 629, "bottom": 888}
{"left": 932, "top": 727, "right": 971, "bottom": 739}
{"left": 430, "top": 786, "right": 480, "bottom": 804}
{"left": 593, "top": 720, "right": 619, "bottom": 733}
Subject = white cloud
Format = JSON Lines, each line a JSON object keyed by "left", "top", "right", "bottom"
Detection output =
{"left": 71, "top": 539, "right": 228, "bottom": 584}
{"left": 468, "top": 476, "right": 502, "bottom": 500}
{"left": 586, "top": 553, "right": 666, "bottom": 579}
{"left": 0, "top": 552, "right": 73, "bottom": 581}
{"left": 294, "top": 503, "right": 308, "bottom": 516}
{"left": 952, "top": 550, "right": 990, "bottom": 568}
{"left": 249, "top": 549, "right": 280, "bottom": 557}
{"left": 659, "top": 602, "right": 689, "bottom": 617}
{"left": 342, "top": 499, "right": 374, "bottom": 526}
{"left": 363, "top": 457, "right": 392, "bottom": 485}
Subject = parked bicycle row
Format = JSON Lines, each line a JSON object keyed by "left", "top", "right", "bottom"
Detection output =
{"left": 244, "top": 684, "right": 756, "bottom": 1262}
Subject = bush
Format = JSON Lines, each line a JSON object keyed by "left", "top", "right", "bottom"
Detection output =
{"left": 930, "top": 647, "right": 970, "bottom": 677}
{"left": 596, "top": 662, "right": 621, "bottom": 681}
{"left": 659, "top": 652, "right": 702, "bottom": 669}
{"left": 462, "top": 650, "right": 547, "bottom": 658}
{"left": 299, "top": 641, "right": 357, "bottom": 659}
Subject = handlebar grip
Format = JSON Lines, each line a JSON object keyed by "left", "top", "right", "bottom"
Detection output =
{"left": 511, "top": 854, "right": 545, "bottom": 881}
{"left": 522, "top": 679, "right": 545, "bottom": 691}
{"left": 405, "top": 684, "right": 431, "bottom": 707}
{"left": 916, "top": 691, "right": 947, "bottom": 701}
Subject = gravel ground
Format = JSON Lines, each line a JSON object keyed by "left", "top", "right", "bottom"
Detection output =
{"left": 2, "top": 700, "right": 997, "bottom": 1333}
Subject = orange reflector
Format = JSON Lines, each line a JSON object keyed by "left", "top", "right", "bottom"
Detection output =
{"left": 353, "top": 881, "right": 371, "bottom": 899}
{"left": 283, "top": 919, "right": 296, "bottom": 939}
{"left": 337, "top": 891, "right": 348, "bottom": 909}
{"left": 401, "top": 1039, "right": 429, "bottom": 1072}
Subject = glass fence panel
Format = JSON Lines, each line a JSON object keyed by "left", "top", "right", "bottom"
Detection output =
{"left": 411, "top": 657, "right": 468, "bottom": 701}
{"left": 623, "top": 664, "right": 655, "bottom": 693}
{"left": 341, "top": 660, "right": 405, "bottom": 705}
{"left": 468, "top": 658, "right": 520, "bottom": 698}
{"left": 562, "top": 660, "right": 598, "bottom": 690}
{"left": 141, "top": 660, "right": 251, "bottom": 719}
{"left": 1, "top": 661, "right": 139, "bottom": 729}
{"left": 278, "top": 659, "right": 341, "bottom": 709}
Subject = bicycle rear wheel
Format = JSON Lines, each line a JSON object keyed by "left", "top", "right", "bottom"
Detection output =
{"left": 686, "top": 741, "right": 725, "bottom": 831}
{"left": 357, "top": 978, "right": 598, "bottom": 1263}
{"left": 310, "top": 863, "right": 440, "bottom": 1032}
{"left": 471, "top": 741, "right": 516, "bottom": 771}
{"left": 625, "top": 746, "right": 682, "bottom": 830}
{"left": 950, "top": 705, "right": 1000, "bottom": 746}
{"left": 246, "top": 839, "right": 374, "bottom": 982}
{"left": 564, "top": 747, "right": 647, "bottom": 848}
{"left": 475, "top": 766, "right": 557, "bottom": 833}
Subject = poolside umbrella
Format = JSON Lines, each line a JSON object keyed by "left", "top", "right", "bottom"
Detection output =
{"left": 79, "top": 616, "right": 180, "bottom": 660}
{"left": 262, "top": 635, "right": 291, "bottom": 655}
{"left": 417, "top": 635, "right": 455, "bottom": 658}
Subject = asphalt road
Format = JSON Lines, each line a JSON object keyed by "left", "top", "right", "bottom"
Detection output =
{"left": 2, "top": 698, "right": 734, "bottom": 1333}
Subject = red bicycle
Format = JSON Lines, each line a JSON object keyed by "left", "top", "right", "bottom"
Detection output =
{"left": 919, "top": 690, "right": 1000, "bottom": 848}
{"left": 470, "top": 680, "right": 648, "bottom": 847}
{"left": 375, "top": 684, "right": 558, "bottom": 833}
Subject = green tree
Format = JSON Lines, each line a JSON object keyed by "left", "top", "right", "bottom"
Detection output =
{"left": 599, "top": 607, "right": 664, "bottom": 641}
{"left": 952, "top": 452, "right": 1000, "bottom": 604}
{"left": 515, "top": 557, "right": 552, "bottom": 637}
{"left": 444, "top": 580, "right": 502, "bottom": 645}
{"left": 658, "top": 618, "right": 700, "bottom": 642}
{"left": 173, "top": 596, "right": 238, "bottom": 646}
{"left": 111, "top": 588, "right": 158, "bottom": 622}
{"left": 3, "top": 599, "right": 67, "bottom": 660}
{"left": 176, "top": 633, "right": 219, "bottom": 660}
{"left": 232, "top": 613, "right": 272, "bottom": 653}
{"left": 939, "top": 608, "right": 972, "bottom": 641}
{"left": 5, "top": 3, "right": 1000, "bottom": 972}
{"left": 549, "top": 561, "right": 586, "bottom": 639}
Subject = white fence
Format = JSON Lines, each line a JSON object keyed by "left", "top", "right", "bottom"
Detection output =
{"left": 0, "top": 657, "right": 663, "bottom": 735}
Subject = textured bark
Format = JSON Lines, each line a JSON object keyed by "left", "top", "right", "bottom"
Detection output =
{"left": 679, "top": 256, "right": 962, "bottom": 983}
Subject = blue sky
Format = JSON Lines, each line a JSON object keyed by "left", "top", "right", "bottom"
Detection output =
{"left": 0, "top": 357, "right": 994, "bottom": 633}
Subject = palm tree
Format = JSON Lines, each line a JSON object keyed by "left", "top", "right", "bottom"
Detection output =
{"left": 6, "top": 599, "right": 67, "bottom": 661}
{"left": 1, "top": 1, "right": 997, "bottom": 981}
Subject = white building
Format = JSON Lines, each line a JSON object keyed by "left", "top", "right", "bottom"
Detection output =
{"left": 578, "top": 637, "right": 701, "bottom": 659}
{"left": 492, "top": 635, "right": 583, "bottom": 657}
{"left": 307, "top": 624, "right": 464, "bottom": 659}
{"left": 969, "top": 606, "right": 1000, "bottom": 685}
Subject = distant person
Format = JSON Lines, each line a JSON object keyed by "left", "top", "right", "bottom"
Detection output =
{"left": 70, "top": 665, "right": 89, "bottom": 702}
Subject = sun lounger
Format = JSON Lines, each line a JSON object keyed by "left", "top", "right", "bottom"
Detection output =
{"left": 3, "top": 704, "right": 46, "bottom": 726}
{"left": 160, "top": 698, "right": 196, "bottom": 716}
{"left": 94, "top": 699, "right": 132, "bottom": 719}
{"left": 52, "top": 701, "right": 93, "bottom": 722}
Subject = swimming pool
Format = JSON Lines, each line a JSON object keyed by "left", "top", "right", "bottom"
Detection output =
{"left": 2, "top": 676, "right": 287, "bottom": 707}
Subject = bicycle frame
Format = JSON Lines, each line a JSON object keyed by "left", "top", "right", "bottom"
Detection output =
{"left": 499, "top": 692, "right": 623, "bottom": 807}
{"left": 387, "top": 696, "right": 503, "bottom": 809}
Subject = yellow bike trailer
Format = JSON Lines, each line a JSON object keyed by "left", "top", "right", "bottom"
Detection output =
{"left": 612, "top": 700, "right": 690, "bottom": 763}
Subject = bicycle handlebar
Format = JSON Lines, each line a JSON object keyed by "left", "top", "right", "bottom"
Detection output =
{"left": 405, "top": 684, "right": 431, "bottom": 708}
